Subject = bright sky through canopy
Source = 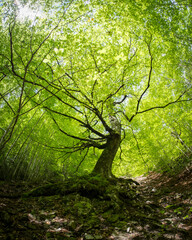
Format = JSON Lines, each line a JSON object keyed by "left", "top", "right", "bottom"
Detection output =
{"left": 15, "top": 0, "right": 42, "bottom": 21}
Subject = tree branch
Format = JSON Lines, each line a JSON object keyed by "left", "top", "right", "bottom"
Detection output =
{"left": 0, "top": 92, "right": 15, "bottom": 115}
{"left": 127, "top": 88, "right": 192, "bottom": 122}
{"left": 50, "top": 114, "right": 97, "bottom": 142}
{"left": 24, "top": 78, "right": 83, "bottom": 114}
{"left": 44, "top": 106, "right": 107, "bottom": 138}
{"left": 74, "top": 148, "right": 89, "bottom": 173}
{"left": 136, "top": 39, "right": 153, "bottom": 113}
{"left": 137, "top": 97, "right": 192, "bottom": 115}
{"left": 103, "top": 84, "right": 125, "bottom": 104}
{"left": 113, "top": 95, "right": 127, "bottom": 105}
{"left": 0, "top": 74, "right": 6, "bottom": 82}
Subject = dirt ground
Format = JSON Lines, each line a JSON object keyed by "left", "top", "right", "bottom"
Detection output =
{"left": 0, "top": 166, "right": 192, "bottom": 240}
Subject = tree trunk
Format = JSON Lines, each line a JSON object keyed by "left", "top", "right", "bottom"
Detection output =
{"left": 92, "top": 115, "right": 121, "bottom": 178}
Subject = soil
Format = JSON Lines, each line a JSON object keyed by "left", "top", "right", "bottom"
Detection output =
{"left": 0, "top": 167, "right": 192, "bottom": 240}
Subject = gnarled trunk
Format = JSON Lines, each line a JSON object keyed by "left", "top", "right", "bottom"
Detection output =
{"left": 92, "top": 115, "right": 121, "bottom": 178}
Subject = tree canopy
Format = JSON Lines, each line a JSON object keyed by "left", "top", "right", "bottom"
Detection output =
{"left": 0, "top": 0, "right": 192, "bottom": 181}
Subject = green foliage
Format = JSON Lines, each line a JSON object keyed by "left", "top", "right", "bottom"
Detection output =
{"left": 0, "top": 0, "right": 192, "bottom": 180}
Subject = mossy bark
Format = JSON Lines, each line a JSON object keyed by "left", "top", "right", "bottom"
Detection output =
{"left": 92, "top": 115, "right": 121, "bottom": 179}
{"left": 92, "top": 132, "right": 121, "bottom": 179}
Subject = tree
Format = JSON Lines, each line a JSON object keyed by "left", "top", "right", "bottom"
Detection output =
{"left": 0, "top": 0, "right": 192, "bottom": 179}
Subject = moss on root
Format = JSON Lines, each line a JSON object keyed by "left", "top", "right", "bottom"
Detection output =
{"left": 22, "top": 175, "right": 138, "bottom": 201}
{"left": 21, "top": 175, "right": 145, "bottom": 235}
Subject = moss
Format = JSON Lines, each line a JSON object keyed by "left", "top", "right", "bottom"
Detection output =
{"left": 22, "top": 175, "right": 111, "bottom": 198}
{"left": 92, "top": 199, "right": 112, "bottom": 213}
{"left": 108, "top": 214, "right": 120, "bottom": 223}
{"left": 22, "top": 174, "right": 139, "bottom": 221}
{"left": 73, "top": 199, "right": 93, "bottom": 216}
{"left": 84, "top": 215, "right": 101, "bottom": 229}
{"left": 115, "top": 220, "right": 128, "bottom": 229}
{"left": 22, "top": 183, "right": 63, "bottom": 197}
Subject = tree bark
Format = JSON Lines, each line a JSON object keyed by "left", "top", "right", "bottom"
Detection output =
{"left": 92, "top": 115, "right": 121, "bottom": 178}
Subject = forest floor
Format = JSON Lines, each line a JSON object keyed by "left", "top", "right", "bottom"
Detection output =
{"left": 0, "top": 166, "right": 192, "bottom": 240}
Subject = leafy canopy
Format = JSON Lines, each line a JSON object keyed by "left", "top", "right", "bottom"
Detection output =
{"left": 0, "top": 0, "right": 191, "bottom": 180}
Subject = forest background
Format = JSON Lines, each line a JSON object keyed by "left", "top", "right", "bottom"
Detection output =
{"left": 0, "top": 0, "right": 192, "bottom": 182}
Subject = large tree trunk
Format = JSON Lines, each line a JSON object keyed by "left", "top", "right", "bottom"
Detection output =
{"left": 92, "top": 115, "right": 121, "bottom": 178}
